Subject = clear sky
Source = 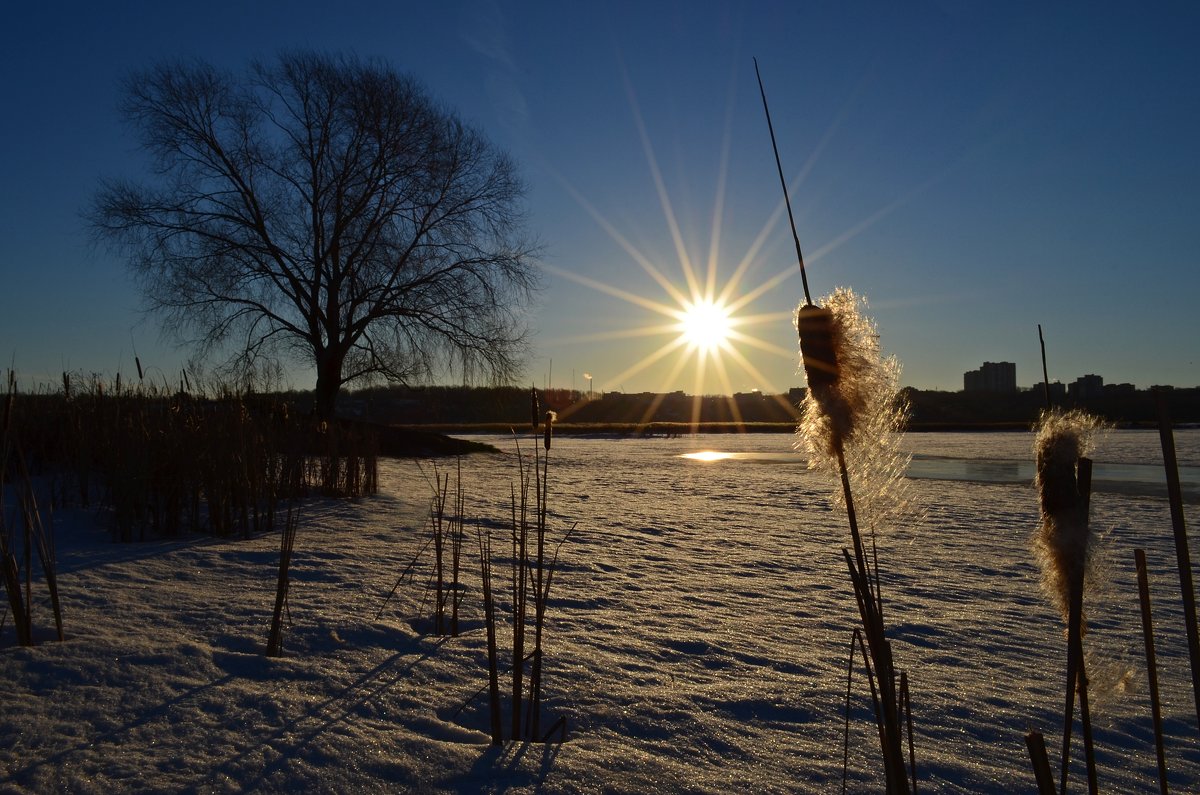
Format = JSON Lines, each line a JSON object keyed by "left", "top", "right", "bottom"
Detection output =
{"left": 3, "top": 1, "right": 1198, "bottom": 395}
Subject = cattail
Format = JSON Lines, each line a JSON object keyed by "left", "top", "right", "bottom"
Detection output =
{"left": 794, "top": 287, "right": 914, "bottom": 792}
{"left": 544, "top": 411, "right": 556, "bottom": 450}
{"left": 1033, "top": 409, "right": 1104, "bottom": 620}
{"left": 797, "top": 288, "right": 905, "bottom": 460}
{"left": 530, "top": 387, "right": 540, "bottom": 432}
{"left": 797, "top": 302, "right": 840, "bottom": 393}
{"left": 62, "top": 371, "right": 71, "bottom": 400}
{"left": 135, "top": 356, "right": 144, "bottom": 382}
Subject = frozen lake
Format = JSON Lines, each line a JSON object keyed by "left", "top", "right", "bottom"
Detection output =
{"left": 3, "top": 428, "right": 1198, "bottom": 792}
{"left": 669, "top": 429, "right": 1200, "bottom": 502}
{"left": 439, "top": 428, "right": 1200, "bottom": 791}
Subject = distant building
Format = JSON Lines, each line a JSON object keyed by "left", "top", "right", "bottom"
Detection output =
{"left": 1104, "top": 382, "right": 1137, "bottom": 397}
{"left": 1068, "top": 374, "right": 1105, "bottom": 400}
{"left": 963, "top": 361, "right": 1017, "bottom": 393}
{"left": 1032, "top": 381, "right": 1067, "bottom": 401}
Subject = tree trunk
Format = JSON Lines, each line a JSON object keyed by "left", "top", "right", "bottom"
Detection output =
{"left": 313, "top": 351, "right": 343, "bottom": 421}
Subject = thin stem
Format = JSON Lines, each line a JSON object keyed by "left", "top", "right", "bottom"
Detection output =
{"left": 1135, "top": 549, "right": 1170, "bottom": 795}
{"left": 753, "top": 57, "right": 812, "bottom": 306}
{"left": 1038, "top": 324, "right": 1052, "bottom": 410}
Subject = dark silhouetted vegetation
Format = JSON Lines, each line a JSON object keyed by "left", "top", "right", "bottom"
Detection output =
{"left": 5, "top": 374, "right": 377, "bottom": 542}
{"left": 93, "top": 51, "right": 538, "bottom": 420}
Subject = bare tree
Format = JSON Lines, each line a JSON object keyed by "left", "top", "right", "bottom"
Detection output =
{"left": 93, "top": 51, "right": 538, "bottom": 418}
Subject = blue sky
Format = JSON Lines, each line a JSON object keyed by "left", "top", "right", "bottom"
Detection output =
{"left": 2, "top": 1, "right": 1197, "bottom": 394}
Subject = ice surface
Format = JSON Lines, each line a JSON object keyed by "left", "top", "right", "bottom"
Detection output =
{"left": 1, "top": 431, "right": 1197, "bottom": 792}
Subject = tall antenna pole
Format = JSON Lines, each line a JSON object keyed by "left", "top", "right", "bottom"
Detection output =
{"left": 754, "top": 57, "right": 813, "bottom": 306}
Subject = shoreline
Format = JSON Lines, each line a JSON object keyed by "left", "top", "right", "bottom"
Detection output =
{"left": 388, "top": 420, "right": 1096, "bottom": 436}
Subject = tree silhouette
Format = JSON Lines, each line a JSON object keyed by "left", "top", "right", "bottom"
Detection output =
{"left": 94, "top": 51, "right": 538, "bottom": 417}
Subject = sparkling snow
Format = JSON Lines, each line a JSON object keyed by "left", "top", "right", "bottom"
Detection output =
{"left": 2, "top": 430, "right": 1197, "bottom": 792}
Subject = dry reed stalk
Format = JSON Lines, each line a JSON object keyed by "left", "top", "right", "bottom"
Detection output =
{"left": 266, "top": 505, "right": 298, "bottom": 657}
{"left": 900, "top": 671, "right": 916, "bottom": 793}
{"left": 433, "top": 470, "right": 447, "bottom": 635}
{"left": 510, "top": 455, "right": 529, "bottom": 739}
{"left": 841, "top": 628, "right": 876, "bottom": 793}
{"left": 374, "top": 535, "right": 433, "bottom": 620}
{"left": 477, "top": 525, "right": 502, "bottom": 744}
{"left": 450, "top": 458, "right": 464, "bottom": 637}
{"left": 1154, "top": 393, "right": 1200, "bottom": 728}
{"left": 1134, "top": 548, "right": 1169, "bottom": 795}
{"left": 1026, "top": 730, "right": 1057, "bottom": 795}
{"left": 527, "top": 409, "right": 555, "bottom": 737}
{"left": 0, "top": 431, "right": 62, "bottom": 646}
{"left": 425, "top": 461, "right": 466, "bottom": 637}
{"left": 19, "top": 459, "right": 63, "bottom": 642}
{"left": 0, "top": 540, "right": 30, "bottom": 646}
{"left": 480, "top": 411, "right": 573, "bottom": 743}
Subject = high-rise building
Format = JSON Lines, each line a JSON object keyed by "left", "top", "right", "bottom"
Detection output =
{"left": 963, "top": 361, "right": 1017, "bottom": 393}
{"left": 1068, "top": 374, "right": 1104, "bottom": 400}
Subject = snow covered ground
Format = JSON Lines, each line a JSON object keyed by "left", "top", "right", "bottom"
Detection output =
{"left": 2, "top": 430, "right": 1198, "bottom": 792}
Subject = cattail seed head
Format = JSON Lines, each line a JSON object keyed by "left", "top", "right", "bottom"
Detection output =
{"left": 795, "top": 287, "right": 914, "bottom": 535}
{"left": 796, "top": 288, "right": 893, "bottom": 455}
{"left": 544, "top": 410, "right": 556, "bottom": 450}
{"left": 1032, "top": 408, "right": 1105, "bottom": 621}
{"left": 797, "top": 303, "right": 840, "bottom": 394}
{"left": 135, "top": 356, "right": 144, "bottom": 382}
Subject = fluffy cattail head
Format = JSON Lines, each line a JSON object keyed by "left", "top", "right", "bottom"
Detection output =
{"left": 1032, "top": 408, "right": 1104, "bottom": 621}
{"left": 797, "top": 303, "right": 840, "bottom": 393}
{"left": 797, "top": 288, "right": 895, "bottom": 455}
{"left": 796, "top": 288, "right": 912, "bottom": 525}
{"left": 544, "top": 410, "right": 556, "bottom": 450}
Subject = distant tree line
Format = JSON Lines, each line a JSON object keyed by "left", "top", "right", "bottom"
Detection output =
{"left": 902, "top": 386, "right": 1200, "bottom": 428}
{"left": 320, "top": 384, "right": 1200, "bottom": 428}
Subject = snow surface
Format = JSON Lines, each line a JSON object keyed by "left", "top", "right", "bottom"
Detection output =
{"left": 2, "top": 430, "right": 1198, "bottom": 793}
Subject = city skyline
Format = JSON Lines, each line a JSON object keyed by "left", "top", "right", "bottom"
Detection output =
{"left": 3, "top": 2, "right": 1198, "bottom": 395}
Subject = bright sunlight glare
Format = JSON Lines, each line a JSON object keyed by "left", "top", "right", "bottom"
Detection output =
{"left": 677, "top": 299, "right": 732, "bottom": 353}
{"left": 680, "top": 450, "right": 736, "bottom": 461}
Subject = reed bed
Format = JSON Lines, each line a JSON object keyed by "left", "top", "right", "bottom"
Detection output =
{"left": 5, "top": 373, "right": 377, "bottom": 542}
{"left": 474, "top": 398, "right": 574, "bottom": 744}
{"left": 1, "top": 372, "right": 63, "bottom": 647}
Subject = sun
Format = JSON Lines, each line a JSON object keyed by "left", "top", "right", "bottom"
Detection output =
{"left": 677, "top": 298, "right": 732, "bottom": 353}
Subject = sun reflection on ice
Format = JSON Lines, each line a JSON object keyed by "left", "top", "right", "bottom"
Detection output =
{"left": 680, "top": 450, "right": 736, "bottom": 462}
